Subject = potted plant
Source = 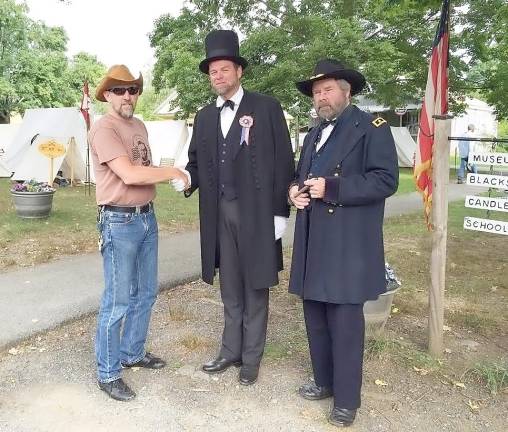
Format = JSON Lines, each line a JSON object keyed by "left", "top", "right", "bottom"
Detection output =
{"left": 10, "top": 179, "right": 56, "bottom": 219}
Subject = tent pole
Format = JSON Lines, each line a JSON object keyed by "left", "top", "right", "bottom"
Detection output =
{"left": 69, "top": 137, "right": 75, "bottom": 186}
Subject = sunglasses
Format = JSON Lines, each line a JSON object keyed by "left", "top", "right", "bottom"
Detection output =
{"left": 108, "top": 87, "right": 139, "bottom": 96}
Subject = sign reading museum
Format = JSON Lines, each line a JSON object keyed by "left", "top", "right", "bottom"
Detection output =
{"left": 469, "top": 152, "right": 508, "bottom": 167}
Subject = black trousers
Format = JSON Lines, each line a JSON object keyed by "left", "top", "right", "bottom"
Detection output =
{"left": 217, "top": 198, "right": 269, "bottom": 366}
{"left": 303, "top": 300, "right": 365, "bottom": 409}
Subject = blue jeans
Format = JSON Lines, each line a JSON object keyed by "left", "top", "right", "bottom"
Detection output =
{"left": 95, "top": 208, "right": 159, "bottom": 383}
{"left": 458, "top": 157, "right": 477, "bottom": 180}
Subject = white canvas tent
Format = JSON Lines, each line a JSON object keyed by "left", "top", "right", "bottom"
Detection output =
{"left": 12, "top": 135, "right": 86, "bottom": 183}
{"left": 390, "top": 126, "right": 416, "bottom": 167}
{"left": 0, "top": 124, "right": 20, "bottom": 173}
{"left": 0, "top": 123, "right": 20, "bottom": 155}
{"left": 0, "top": 159, "right": 11, "bottom": 178}
{"left": 144, "top": 120, "right": 188, "bottom": 166}
{"left": 5, "top": 107, "right": 91, "bottom": 182}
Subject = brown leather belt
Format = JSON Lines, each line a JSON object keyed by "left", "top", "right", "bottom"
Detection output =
{"left": 101, "top": 202, "right": 152, "bottom": 213}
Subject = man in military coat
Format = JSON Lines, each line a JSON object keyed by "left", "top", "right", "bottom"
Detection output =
{"left": 288, "top": 59, "right": 399, "bottom": 427}
{"left": 173, "top": 30, "right": 294, "bottom": 385}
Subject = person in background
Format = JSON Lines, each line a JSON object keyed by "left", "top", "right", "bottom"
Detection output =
{"left": 457, "top": 123, "right": 477, "bottom": 184}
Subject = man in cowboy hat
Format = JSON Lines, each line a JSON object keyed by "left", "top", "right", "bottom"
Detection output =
{"left": 172, "top": 30, "right": 294, "bottom": 385}
{"left": 288, "top": 59, "right": 398, "bottom": 427}
{"left": 90, "top": 64, "right": 187, "bottom": 401}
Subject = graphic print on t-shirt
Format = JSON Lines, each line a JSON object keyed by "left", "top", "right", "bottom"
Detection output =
{"left": 132, "top": 134, "right": 152, "bottom": 166}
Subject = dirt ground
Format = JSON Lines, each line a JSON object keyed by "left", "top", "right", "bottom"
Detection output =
{"left": 0, "top": 273, "right": 506, "bottom": 432}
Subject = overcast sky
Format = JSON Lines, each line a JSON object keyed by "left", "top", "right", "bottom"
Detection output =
{"left": 21, "top": 0, "right": 185, "bottom": 74}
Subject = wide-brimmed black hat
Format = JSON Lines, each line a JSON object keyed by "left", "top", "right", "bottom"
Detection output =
{"left": 199, "top": 30, "right": 249, "bottom": 74}
{"left": 296, "top": 59, "right": 366, "bottom": 97}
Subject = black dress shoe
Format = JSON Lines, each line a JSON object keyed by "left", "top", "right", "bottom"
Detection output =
{"left": 328, "top": 407, "right": 357, "bottom": 428}
{"left": 202, "top": 357, "right": 242, "bottom": 374}
{"left": 97, "top": 378, "right": 136, "bottom": 402}
{"left": 298, "top": 383, "right": 333, "bottom": 400}
{"left": 239, "top": 365, "right": 259, "bottom": 385}
{"left": 122, "top": 352, "right": 166, "bottom": 369}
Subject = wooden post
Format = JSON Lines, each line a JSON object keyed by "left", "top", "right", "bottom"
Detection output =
{"left": 69, "top": 137, "right": 76, "bottom": 186}
{"left": 428, "top": 115, "right": 452, "bottom": 356}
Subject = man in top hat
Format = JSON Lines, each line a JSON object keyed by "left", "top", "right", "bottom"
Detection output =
{"left": 90, "top": 64, "right": 187, "bottom": 401}
{"left": 288, "top": 59, "right": 398, "bottom": 427}
{"left": 172, "top": 30, "right": 294, "bottom": 385}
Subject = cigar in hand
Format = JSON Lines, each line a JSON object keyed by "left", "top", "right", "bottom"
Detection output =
{"left": 293, "top": 185, "right": 310, "bottom": 198}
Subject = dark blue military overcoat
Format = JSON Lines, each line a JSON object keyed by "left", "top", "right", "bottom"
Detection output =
{"left": 288, "top": 105, "right": 399, "bottom": 304}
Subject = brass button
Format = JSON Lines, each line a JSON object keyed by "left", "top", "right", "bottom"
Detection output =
{"left": 328, "top": 208, "right": 334, "bottom": 214}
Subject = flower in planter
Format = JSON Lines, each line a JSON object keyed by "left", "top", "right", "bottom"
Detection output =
{"left": 11, "top": 179, "right": 55, "bottom": 193}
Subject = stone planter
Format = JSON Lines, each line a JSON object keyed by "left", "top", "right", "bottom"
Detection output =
{"left": 364, "top": 287, "right": 401, "bottom": 336}
{"left": 10, "top": 190, "right": 55, "bottom": 219}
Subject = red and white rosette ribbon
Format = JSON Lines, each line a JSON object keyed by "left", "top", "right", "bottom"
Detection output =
{"left": 239, "top": 115, "right": 254, "bottom": 146}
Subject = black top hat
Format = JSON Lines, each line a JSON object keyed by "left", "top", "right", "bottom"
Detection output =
{"left": 296, "top": 59, "right": 366, "bottom": 97}
{"left": 199, "top": 30, "right": 249, "bottom": 74}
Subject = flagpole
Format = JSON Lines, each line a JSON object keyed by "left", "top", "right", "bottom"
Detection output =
{"left": 429, "top": 114, "right": 452, "bottom": 356}
{"left": 413, "top": 0, "right": 451, "bottom": 356}
{"left": 80, "top": 80, "right": 91, "bottom": 196}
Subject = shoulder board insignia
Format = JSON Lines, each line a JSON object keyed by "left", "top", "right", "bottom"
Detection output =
{"left": 372, "top": 117, "right": 387, "bottom": 128}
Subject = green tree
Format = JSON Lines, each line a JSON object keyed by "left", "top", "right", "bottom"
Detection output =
{"left": 0, "top": 0, "right": 105, "bottom": 123}
{"left": 150, "top": 0, "right": 508, "bottom": 120}
{"left": 0, "top": 0, "right": 28, "bottom": 123}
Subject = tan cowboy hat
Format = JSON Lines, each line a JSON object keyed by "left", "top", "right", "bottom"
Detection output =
{"left": 95, "top": 65, "right": 143, "bottom": 102}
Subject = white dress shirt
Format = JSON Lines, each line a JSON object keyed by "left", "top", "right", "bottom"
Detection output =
{"left": 316, "top": 123, "right": 335, "bottom": 152}
{"left": 216, "top": 86, "right": 244, "bottom": 137}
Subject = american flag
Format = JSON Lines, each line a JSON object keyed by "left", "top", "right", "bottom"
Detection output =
{"left": 80, "top": 80, "right": 91, "bottom": 130}
{"left": 414, "top": 0, "right": 450, "bottom": 227}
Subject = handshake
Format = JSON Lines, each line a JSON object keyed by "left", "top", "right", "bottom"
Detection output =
{"left": 171, "top": 168, "right": 191, "bottom": 192}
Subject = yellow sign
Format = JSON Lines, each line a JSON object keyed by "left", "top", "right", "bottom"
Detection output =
{"left": 38, "top": 140, "right": 65, "bottom": 158}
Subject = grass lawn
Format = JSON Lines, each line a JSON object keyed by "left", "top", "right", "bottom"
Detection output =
{"left": 396, "top": 167, "right": 417, "bottom": 195}
{"left": 0, "top": 179, "right": 199, "bottom": 269}
{"left": 383, "top": 200, "right": 508, "bottom": 339}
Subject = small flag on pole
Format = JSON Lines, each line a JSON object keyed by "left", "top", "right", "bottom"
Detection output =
{"left": 414, "top": 0, "right": 450, "bottom": 228}
{"left": 80, "top": 80, "right": 91, "bottom": 130}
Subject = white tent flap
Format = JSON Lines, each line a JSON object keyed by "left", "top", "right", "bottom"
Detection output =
{"left": 390, "top": 127, "right": 416, "bottom": 167}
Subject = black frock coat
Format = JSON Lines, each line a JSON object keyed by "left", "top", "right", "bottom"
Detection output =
{"left": 288, "top": 105, "right": 399, "bottom": 304}
{"left": 185, "top": 90, "right": 295, "bottom": 290}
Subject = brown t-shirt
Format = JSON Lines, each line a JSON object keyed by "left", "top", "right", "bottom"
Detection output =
{"left": 90, "top": 114, "right": 156, "bottom": 205}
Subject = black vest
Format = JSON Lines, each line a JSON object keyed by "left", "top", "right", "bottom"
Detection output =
{"left": 217, "top": 116, "right": 242, "bottom": 200}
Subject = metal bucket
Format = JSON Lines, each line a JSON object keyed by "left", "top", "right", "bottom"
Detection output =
{"left": 364, "top": 287, "right": 401, "bottom": 336}
{"left": 11, "top": 191, "right": 55, "bottom": 219}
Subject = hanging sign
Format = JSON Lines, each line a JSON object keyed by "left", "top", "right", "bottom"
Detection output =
{"left": 464, "top": 217, "right": 508, "bottom": 236}
{"left": 466, "top": 173, "right": 508, "bottom": 188}
{"left": 464, "top": 195, "right": 508, "bottom": 213}
{"left": 469, "top": 152, "right": 508, "bottom": 167}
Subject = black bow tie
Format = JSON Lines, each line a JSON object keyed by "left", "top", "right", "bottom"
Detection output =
{"left": 220, "top": 100, "right": 235, "bottom": 111}
{"left": 320, "top": 118, "right": 336, "bottom": 129}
